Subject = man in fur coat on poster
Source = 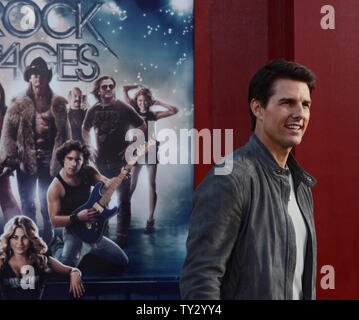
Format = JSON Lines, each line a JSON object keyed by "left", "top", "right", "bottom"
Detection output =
{"left": 0, "top": 57, "right": 71, "bottom": 245}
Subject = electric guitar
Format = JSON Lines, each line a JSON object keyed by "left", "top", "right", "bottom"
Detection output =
{"left": 68, "top": 139, "right": 156, "bottom": 243}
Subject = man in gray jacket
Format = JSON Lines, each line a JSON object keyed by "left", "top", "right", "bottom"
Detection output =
{"left": 180, "top": 60, "right": 317, "bottom": 300}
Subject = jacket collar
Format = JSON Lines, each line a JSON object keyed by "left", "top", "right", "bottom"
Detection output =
{"left": 248, "top": 134, "right": 316, "bottom": 187}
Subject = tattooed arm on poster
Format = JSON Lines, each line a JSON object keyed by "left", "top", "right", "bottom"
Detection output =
{"left": 81, "top": 124, "right": 98, "bottom": 161}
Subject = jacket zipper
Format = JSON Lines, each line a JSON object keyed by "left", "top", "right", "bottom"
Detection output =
{"left": 283, "top": 199, "right": 289, "bottom": 299}
{"left": 293, "top": 181, "right": 312, "bottom": 299}
{"left": 281, "top": 179, "right": 290, "bottom": 300}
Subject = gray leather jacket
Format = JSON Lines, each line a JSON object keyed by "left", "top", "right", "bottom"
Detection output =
{"left": 180, "top": 134, "right": 317, "bottom": 300}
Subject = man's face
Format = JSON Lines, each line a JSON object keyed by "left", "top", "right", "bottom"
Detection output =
{"left": 255, "top": 78, "right": 311, "bottom": 152}
{"left": 63, "top": 150, "right": 84, "bottom": 176}
{"left": 98, "top": 78, "right": 115, "bottom": 104}
{"left": 70, "top": 89, "right": 82, "bottom": 109}
{"left": 29, "top": 72, "right": 49, "bottom": 90}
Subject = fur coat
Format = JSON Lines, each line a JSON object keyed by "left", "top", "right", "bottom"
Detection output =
{"left": 0, "top": 92, "right": 71, "bottom": 177}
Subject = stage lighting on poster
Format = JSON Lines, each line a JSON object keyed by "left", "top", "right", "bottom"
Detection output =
{"left": 171, "top": 0, "right": 193, "bottom": 13}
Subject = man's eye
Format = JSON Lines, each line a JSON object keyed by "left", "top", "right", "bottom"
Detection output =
{"left": 280, "top": 99, "right": 291, "bottom": 104}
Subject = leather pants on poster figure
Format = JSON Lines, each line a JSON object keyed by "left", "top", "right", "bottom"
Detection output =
{"left": 16, "top": 165, "right": 54, "bottom": 245}
{"left": 97, "top": 160, "right": 131, "bottom": 236}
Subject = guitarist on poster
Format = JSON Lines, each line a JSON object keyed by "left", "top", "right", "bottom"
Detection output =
{"left": 47, "top": 140, "right": 129, "bottom": 268}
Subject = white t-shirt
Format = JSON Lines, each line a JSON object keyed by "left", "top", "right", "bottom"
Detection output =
{"left": 288, "top": 171, "right": 308, "bottom": 300}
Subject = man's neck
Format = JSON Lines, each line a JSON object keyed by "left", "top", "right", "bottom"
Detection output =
{"left": 32, "top": 85, "right": 47, "bottom": 99}
{"left": 100, "top": 98, "right": 115, "bottom": 106}
{"left": 254, "top": 133, "right": 291, "bottom": 168}
{"left": 269, "top": 146, "right": 291, "bottom": 169}
{"left": 60, "top": 168, "right": 82, "bottom": 186}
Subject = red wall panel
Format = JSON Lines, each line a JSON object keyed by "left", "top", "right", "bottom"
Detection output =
{"left": 194, "top": 0, "right": 212, "bottom": 185}
{"left": 194, "top": 0, "right": 269, "bottom": 186}
{"left": 294, "top": 0, "right": 359, "bottom": 299}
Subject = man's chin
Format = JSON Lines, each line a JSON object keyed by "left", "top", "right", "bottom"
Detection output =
{"left": 285, "top": 137, "right": 303, "bottom": 148}
{"left": 33, "top": 83, "right": 48, "bottom": 89}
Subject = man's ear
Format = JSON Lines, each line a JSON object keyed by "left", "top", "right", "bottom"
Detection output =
{"left": 250, "top": 99, "right": 264, "bottom": 121}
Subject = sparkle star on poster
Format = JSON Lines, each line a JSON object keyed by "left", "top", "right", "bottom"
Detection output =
{"left": 0, "top": 0, "right": 193, "bottom": 299}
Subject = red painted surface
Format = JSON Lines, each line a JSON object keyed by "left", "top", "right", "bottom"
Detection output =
{"left": 195, "top": 0, "right": 356, "bottom": 299}
{"left": 194, "top": 0, "right": 212, "bottom": 185}
{"left": 194, "top": 0, "right": 269, "bottom": 186}
{"left": 294, "top": 0, "right": 359, "bottom": 300}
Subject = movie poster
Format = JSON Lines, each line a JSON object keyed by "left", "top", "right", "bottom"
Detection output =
{"left": 0, "top": 0, "right": 193, "bottom": 299}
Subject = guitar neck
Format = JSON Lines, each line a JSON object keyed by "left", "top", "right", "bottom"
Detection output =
{"left": 98, "top": 163, "right": 135, "bottom": 207}
{"left": 96, "top": 139, "right": 155, "bottom": 207}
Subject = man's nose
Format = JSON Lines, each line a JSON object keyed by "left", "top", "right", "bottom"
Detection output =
{"left": 293, "top": 103, "right": 306, "bottom": 118}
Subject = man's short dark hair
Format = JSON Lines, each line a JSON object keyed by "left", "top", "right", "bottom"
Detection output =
{"left": 91, "top": 76, "right": 116, "bottom": 102}
{"left": 248, "top": 59, "right": 316, "bottom": 131}
{"left": 56, "top": 140, "right": 91, "bottom": 167}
